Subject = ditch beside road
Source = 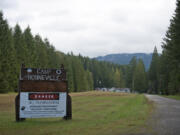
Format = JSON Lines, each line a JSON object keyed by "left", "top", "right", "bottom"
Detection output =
{"left": 145, "top": 94, "right": 180, "bottom": 135}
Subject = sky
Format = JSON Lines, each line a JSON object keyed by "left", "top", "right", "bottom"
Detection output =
{"left": 0, "top": 0, "right": 177, "bottom": 57}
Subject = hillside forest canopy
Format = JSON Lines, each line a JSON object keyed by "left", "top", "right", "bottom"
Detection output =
{"left": 0, "top": 0, "right": 180, "bottom": 95}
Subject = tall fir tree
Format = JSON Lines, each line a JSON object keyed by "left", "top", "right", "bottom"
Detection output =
{"left": 0, "top": 11, "right": 17, "bottom": 92}
{"left": 23, "top": 26, "right": 38, "bottom": 67}
{"left": 162, "top": 0, "right": 180, "bottom": 94}
{"left": 148, "top": 46, "right": 159, "bottom": 94}
{"left": 128, "top": 56, "right": 137, "bottom": 90}
{"left": 13, "top": 24, "right": 28, "bottom": 65}
{"left": 114, "top": 68, "right": 125, "bottom": 88}
{"left": 86, "top": 70, "right": 94, "bottom": 90}
{"left": 158, "top": 52, "right": 170, "bottom": 94}
{"left": 133, "top": 59, "right": 147, "bottom": 93}
{"left": 34, "top": 35, "right": 49, "bottom": 68}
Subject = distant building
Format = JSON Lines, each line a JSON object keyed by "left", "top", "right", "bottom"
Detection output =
{"left": 95, "top": 87, "right": 131, "bottom": 93}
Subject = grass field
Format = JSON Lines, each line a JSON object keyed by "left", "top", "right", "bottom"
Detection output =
{"left": 0, "top": 91, "right": 153, "bottom": 135}
{"left": 162, "top": 95, "right": 180, "bottom": 100}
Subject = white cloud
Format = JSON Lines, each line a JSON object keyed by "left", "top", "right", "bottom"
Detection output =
{"left": 1, "top": 0, "right": 177, "bottom": 57}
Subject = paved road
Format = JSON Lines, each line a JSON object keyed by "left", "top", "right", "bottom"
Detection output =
{"left": 145, "top": 95, "right": 180, "bottom": 135}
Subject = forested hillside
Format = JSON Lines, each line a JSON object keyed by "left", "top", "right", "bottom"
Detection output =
{"left": 95, "top": 53, "right": 152, "bottom": 70}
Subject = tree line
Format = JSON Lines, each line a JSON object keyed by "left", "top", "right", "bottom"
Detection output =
{"left": 0, "top": 11, "right": 94, "bottom": 93}
{"left": 0, "top": 0, "right": 180, "bottom": 95}
{"left": 0, "top": 11, "right": 149, "bottom": 93}
{"left": 148, "top": 0, "right": 180, "bottom": 95}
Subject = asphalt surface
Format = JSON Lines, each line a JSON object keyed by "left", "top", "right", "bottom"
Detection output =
{"left": 145, "top": 95, "right": 180, "bottom": 135}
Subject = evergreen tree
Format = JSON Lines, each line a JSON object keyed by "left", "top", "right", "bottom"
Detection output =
{"left": 133, "top": 59, "right": 147, "bottom": 93}
{"left": 13, "top": 24, "right": 28, "bottom": 66}
{"left": 66, "top": 56, "right": 75, "bottom": 92}
{"left": 119, "top": 69, "right": 125, "bottom": 88}
{"left": 114, "top": 68, "right": 125, "bottom": 88}
{"left": 86, "top": 70, "right": 94, "bottom": 90}
{"left": 148, "top": 46, "right": 159, "bottom": 94}
{"left": 34, "top": 35, "right": 49, "bottom": 68}
{"left": 23, "top": 26, "right": 38, "bottom": 67}
{"left": 162, "top": 0, "right": 180, "bottom": 94}
{"left": 0, "top": 11, "right": 17, "bottom": 92}
{"left": 127, "top": 56, "right": 137, "bottom": 90}
{"left": 158, "top": 53, "right": 170, "bottom": 94}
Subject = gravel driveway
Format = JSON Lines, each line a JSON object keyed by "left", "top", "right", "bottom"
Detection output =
{"left": 145, "top": 95, "right": 180, "bottom": 135}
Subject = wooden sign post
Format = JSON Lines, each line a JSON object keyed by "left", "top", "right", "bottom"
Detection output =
{"left": 15, "top": 64, "right": 72, "bottom": 122}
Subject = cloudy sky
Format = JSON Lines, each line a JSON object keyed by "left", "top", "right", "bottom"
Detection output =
{"left": 1, "top": 0, "right": 176, "bottom": 57}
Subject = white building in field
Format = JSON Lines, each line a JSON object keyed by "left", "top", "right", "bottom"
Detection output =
{"left": 96, "top": 87, "right": 131, "bottom": 93}
{"left": 114, "top": 88, "right": 130, "bottom": 93}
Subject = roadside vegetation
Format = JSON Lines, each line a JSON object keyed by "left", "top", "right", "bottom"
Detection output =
{"left": 0, "top": 92, "right": 153, "bottom": 135}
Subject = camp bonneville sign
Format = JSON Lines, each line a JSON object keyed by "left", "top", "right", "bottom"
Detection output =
{"left": 15, "top": 64, "right": 72, "bottom": 121}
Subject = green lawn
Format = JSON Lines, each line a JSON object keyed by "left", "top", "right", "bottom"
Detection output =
{"left": 0, "top": 92, "right": 153, "bottom": 135}
{"left": 162, "top": 95, "right": 180, "bottom": 100}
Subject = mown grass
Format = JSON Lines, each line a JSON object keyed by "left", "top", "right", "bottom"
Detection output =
{"left": 162, "top": 95, "right": 180, "bottom": 100}
{"left": 0, "top": 92, "right": 152, "bottom": 135}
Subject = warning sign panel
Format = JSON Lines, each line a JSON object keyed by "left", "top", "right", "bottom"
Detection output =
{"left": 20, "top": 92, "right": 66, "bottom": 118}
{"left": 29, "top": 93, "right": 59, "bottom": 100}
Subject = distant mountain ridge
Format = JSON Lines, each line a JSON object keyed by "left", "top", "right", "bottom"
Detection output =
{"left": 95, "top": 53, "right": 153, "bottom": 70}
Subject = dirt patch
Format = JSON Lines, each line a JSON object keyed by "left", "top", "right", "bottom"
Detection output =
{"left": 0, "top": 94, "right": 16, "bottom": 111}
